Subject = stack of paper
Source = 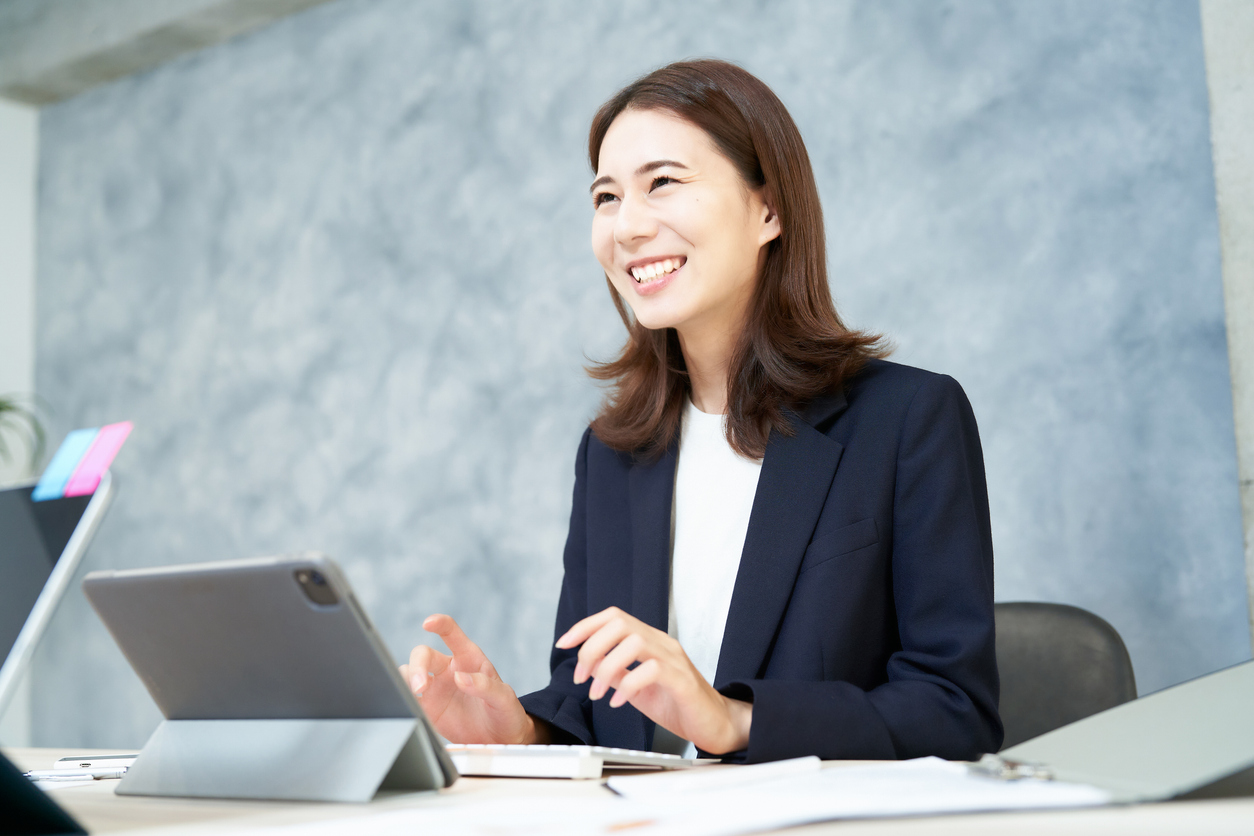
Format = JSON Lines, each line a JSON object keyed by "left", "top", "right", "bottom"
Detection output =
{"left": 212, "top": 757, "right": 1109, "bottom": 836}
{"left": 610, "top": 756, "right": 1110, "bottom": 834}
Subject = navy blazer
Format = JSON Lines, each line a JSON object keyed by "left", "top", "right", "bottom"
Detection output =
{"left": 519, "top": 359, "right": 1003, "bottom": 761}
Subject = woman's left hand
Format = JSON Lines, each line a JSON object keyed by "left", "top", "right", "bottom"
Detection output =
{"left": 556, "top": 606, "right": 752, "bottom": 755}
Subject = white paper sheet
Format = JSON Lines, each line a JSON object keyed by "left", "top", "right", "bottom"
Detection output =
{"left": 210, "top": 757, "right": 1110, "bottom": 836}
{"left": 606, "top": 756, "right": 821, "bottom": 799}
{"left": 646, "top": 757, "right": 1111, "bottom": 835}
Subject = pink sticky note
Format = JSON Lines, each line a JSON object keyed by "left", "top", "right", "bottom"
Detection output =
{"left": 64, "top": 421, "right": 133, "bottom": 497}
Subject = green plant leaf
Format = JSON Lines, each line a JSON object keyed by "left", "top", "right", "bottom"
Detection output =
{"left": 0, "top": 394, "right": 49, "bottom": 473}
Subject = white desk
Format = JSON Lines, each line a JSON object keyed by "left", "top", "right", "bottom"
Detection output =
{"left": 9, "top": 747, "right": 1254, "bottom": 835}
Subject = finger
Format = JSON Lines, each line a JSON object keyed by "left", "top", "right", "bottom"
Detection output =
{"left": 574, "top": 617, "right": 636, "bottom": 685}
{"left": 407, "top": 644, "right": 451, "bottom": 693}
{"left": 589, "top": 633, "right": 646, "bottom": 701}
{"left": 453, "top": 670, "right": 519, "bottom": 712}
{"left": 408, "top": 642, "right": 451, "bottom": 679}
{"left": 609, "top": 658, "right": 661, "bottom": 708}
{"left": 556, "top": 606, "right": 626, "bottom": 649}
{"left": 423, "top": 614, "right": 490, "bottom": 666}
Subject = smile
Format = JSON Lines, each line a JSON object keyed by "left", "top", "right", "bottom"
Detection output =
{"left": 629, "top": 257, "right": 686, "bottom": 284}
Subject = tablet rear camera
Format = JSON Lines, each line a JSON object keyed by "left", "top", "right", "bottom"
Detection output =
{"left": 295, "top": 568, "right": 338, "bottom": 606}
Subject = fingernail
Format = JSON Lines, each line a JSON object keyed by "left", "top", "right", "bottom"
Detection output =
{"left": 573, "top": 664, "right": 586, "bottom": 684}
{"left": 454, "top": 671, "right": 471, "bottom": 686}
{"left": 410, "top": 675, "right": 423, "bottom": 692}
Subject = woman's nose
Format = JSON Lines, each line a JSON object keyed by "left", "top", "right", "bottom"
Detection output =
{"left": 614, "top": 193, "right": 657, "bottom": 244}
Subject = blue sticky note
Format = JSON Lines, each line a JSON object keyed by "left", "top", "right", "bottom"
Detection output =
{"left": 31, "top": 428, "right": 100, "bottom": 502}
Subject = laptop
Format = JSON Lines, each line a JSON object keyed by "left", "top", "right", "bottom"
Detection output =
{"left": 0, "top": 472, "right": 114, "bottom": 718}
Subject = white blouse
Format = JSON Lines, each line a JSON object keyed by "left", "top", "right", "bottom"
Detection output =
{"left": 659, "top": 399, "right": 762, "bottom": 755}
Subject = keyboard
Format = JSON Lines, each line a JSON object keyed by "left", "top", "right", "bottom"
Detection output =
{"left": 445, "top": 743, "right": 699, "bottom": 779}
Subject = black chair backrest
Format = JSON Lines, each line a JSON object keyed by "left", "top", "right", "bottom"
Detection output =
{"left": 995, "top": 601, "right": 1137, "bottom": 750}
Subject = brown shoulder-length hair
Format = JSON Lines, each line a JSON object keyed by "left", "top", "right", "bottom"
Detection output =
{"left": 587, "top": 59, "right": 886, "bottom": 459}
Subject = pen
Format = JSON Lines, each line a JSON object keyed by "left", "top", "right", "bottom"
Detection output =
{"left": 25, "top": 767, "right": 128, "bottom": 781}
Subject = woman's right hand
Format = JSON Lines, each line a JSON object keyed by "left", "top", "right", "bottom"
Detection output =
{"left": 400, "top": 614, "right": 547, "bottom": 745}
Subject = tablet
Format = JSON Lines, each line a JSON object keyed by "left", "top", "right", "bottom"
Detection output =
{"left": 81, "top": 553, "right": 456, "bottom": 787}
{"left": 0, "top": 472, "right": 113, "bottom": 717}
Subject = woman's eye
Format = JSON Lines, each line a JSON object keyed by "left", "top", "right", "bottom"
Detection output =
{"left": 650, "top": 176, "right": 677, "bottom": 191}
{"left": 593, "top": 192, "right": 618, "bottom": 208}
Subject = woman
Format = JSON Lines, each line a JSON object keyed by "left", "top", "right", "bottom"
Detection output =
{"left": 402, "top": 59, "right": 1002, "bottom": 762}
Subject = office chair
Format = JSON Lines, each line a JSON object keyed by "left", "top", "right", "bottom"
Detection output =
{"left": 994, "top": 601, "right": 1137, "bottom": 750}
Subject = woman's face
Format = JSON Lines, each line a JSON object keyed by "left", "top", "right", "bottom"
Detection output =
{"left": 590, "top": 108, "right": 780, "bottom": 338}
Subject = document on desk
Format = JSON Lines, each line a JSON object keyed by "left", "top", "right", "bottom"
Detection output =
{"left": 213, "top": 757, "right": 1110, "bottom": 836}
{"left": 612, "top": 757, "right": 1111, "bottom": 833}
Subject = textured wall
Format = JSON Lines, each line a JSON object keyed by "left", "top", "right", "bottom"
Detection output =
{"left": 30, "top": 0, "right": 1247, "bottom": 748}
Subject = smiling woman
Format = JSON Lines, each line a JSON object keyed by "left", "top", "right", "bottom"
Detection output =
{"left": 584, "top": 63, "right": 883, "bottom": 458}
{"left": 403, "top": 60, "right": 1003, "bottom": 763}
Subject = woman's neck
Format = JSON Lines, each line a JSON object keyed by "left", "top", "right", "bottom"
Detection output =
{"left": 677, "top": 324, "right": 738, "bottom": 415}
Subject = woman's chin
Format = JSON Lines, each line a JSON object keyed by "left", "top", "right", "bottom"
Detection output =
{"left": 620, "top": 283, "right": 708, "bottom": 333}
{"left": 629, "top": 309, "right": 688, "bottom": 332}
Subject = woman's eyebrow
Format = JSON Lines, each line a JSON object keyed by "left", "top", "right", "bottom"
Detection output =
{"left": 636, "top": 159, "right": 689, "bottom": 176}
{"left": 589, "top": 160, "right": 691, "bottom": 194}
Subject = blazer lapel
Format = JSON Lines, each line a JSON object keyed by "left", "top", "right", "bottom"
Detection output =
{"left": 713, "top": 401, "right": 847, "bottom": 687}
{"left": 600, "top": 445, "right": 676, "bottom": 751}
{"left": 628, "top": 445, "right": 678, "bottom": 631}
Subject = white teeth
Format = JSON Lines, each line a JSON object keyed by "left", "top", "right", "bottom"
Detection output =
{"left": 629, "top": 259, "right": 683, "bottom": 283}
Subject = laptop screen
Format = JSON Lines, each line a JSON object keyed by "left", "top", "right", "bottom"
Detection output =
{"left": 0, "top": 485, "right": 96, "bottom": 666}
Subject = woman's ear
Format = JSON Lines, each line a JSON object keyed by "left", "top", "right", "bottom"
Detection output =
{"left": 759, "top": 197, "right": 782, "bottom": 246}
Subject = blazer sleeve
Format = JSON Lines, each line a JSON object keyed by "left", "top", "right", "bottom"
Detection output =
{"left": 720, "top": 373, "right": 1003, "bottom": 762}
{"left": 517, "top": 428, "right": 596, "bottom": 744}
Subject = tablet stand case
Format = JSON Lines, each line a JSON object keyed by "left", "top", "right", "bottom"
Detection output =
{"left": 82, "top": 554, "right": 458, "bottom": 803}
{"left": 119, "top": 717, "right": 446, "bottom": 803}
{"left": 1001, "top": 658, "right": 1254, "bottom": 801}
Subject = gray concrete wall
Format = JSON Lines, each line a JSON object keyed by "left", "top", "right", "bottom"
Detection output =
{"left": 29, "top": 0, "right": 1249, "bottom": 748}
{"left": 1201, "top": 0, "right": 1254, "bottom": 650}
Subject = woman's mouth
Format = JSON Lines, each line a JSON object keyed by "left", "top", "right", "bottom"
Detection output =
{"left": 628, "top": 257, "right": 685, "bottom": 287}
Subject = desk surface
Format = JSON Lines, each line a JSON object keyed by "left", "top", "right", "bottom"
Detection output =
{"left": 9, "top": 747, "right": 1254, "bottom": 836}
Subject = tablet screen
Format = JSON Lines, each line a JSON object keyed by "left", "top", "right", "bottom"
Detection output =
{"left": 0, "top": 485, "right": 94, "bottom": 664}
